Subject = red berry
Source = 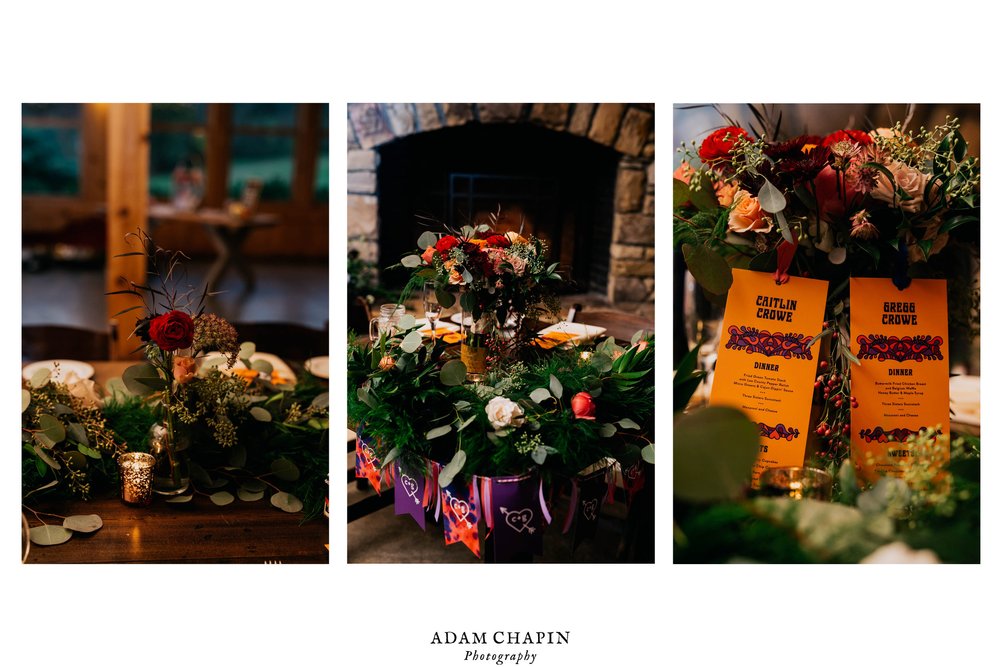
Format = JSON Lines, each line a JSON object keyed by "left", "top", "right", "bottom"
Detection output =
{"left": 820, "top": 361, "right": 829, "bottom": 370}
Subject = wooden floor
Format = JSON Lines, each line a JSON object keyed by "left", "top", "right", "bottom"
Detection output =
{"left": 21, "top": 260, "right": 329, "bottom": 331}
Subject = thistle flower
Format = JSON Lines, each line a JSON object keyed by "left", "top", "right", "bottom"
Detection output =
{"left": 850, "top": 209, "right": 879, "bottom": 240}
{"left": 193, "top": 314, "right": 240, "bottom": 366}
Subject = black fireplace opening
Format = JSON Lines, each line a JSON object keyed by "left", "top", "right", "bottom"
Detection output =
{"left": 376, "top": 123, "right": 620, "bottom": 293}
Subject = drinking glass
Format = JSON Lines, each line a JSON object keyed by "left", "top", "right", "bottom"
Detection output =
{"left": 369, "top": 303, "right": 406, "bottom": 342}
{"left": 423, "top": 283, "right": 443, "bottom": 340}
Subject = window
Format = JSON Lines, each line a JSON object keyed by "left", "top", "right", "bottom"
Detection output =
{"left": 22, "top": 103, "right": 82, "bottom": 195}
{"left": 315, "top": 104, "right": 329, "bottom": 201}
{"left": 149, "top": 104, "right": 208, "bottom": 199}
{"left": 228, "top": 103, "right": 296, "bottom": 201}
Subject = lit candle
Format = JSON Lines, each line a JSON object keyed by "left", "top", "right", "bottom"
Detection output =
{"left": 758, "top": 467, "right": 832, "bottom": 501}
{"left": 119, "top": 452, "right": 156, "bottom": 506}
{"left": 579, "top": 351, "right": 593, "bottom": 361}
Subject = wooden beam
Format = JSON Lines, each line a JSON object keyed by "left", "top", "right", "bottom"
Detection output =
{"left": 204, "top": 104, "right": 231, "bottom": 207}
{"left": 292, "top": 103, "right": 320, "bottom": 207}
{"left": 106, "top": 103, "right": 151, "bottom": 360}
{"left": 80, "top": 103, "right": 109, "bottom": 203}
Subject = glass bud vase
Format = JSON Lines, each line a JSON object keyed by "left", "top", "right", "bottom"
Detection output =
{"left": 148, "top": 420, "right": 191, "bottom": 496}
{"left": 461, "top": 311, "right": 494, "bottom": 381}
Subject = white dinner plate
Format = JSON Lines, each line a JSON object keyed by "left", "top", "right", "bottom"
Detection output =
{"left": 535, "top": 321, "right": 608, "bottom": 346}
{"left": 304, "top": 356, "right": 329, "bottom": 379}
{"left": 199, "top": 351, "right": 297, "bottom": 384}
{"left": 22, "top": 359, "right": 95, "bottom": 382}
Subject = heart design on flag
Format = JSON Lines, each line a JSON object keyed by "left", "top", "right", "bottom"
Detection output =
{"left": 400, "top": 474, "right": 420, "bottom": 505}
{"left": 582, "top": 499, "right": 598, "bottom": 521}
{"left": 449, "top": 496, "right": 472, "bottom": 528}
{"left": 501, "top": 507, "right": 534, "bottom": 534}
{"left": 361, "top": 443, "right": 377, "bottom": 464}
{"left": 624, "top": 464, "right": 640, "bottom": 480}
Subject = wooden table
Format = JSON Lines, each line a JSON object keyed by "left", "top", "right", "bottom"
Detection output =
{"left": 148, "top": 204, "right": 279, "bottom": 293}
{"left": 23, "top": 362, "right": 328, "bottom": 564}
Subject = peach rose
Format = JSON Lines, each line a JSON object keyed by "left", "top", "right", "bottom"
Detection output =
{"left": 714, "top": 180, "right": 739, "bottom": 207}
{"left": 728, "top": 190, "right": 773, "bottom": 234}
{"left": 449, "top": 268, "right": 463, "bottom": 285}
{"left": 173, "top": 356, "right": 197, "bottom": 384}
{"left": 505, "top": 231, "right": 528, "bottom": 244}
{"left": 673, "top": 161, "right": 695, "bottom": 184}
{"left": 421, "top": 245, "right": 436, "bottom": 264}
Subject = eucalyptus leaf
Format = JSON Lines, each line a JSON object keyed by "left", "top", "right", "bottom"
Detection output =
{"left": 24, "top": 479, "right": 59, "bottom": 498}
{"left": 426, "top": 424, "right": 453, "bottom": 440}
{"left": 682, "top": 243, "right": 733, "bottom": 296}
{"left": 251, "top": 359, "right": 274, "bottom": 374}
{"left": 400, "top": 330, "right": 424, "bottom": 354}
{"left": 63, "top": 514, "right": 103, "bottom": 533}
{"left": 165, "top": 494, "right": 194, "bottom": 503}
{"left": 455, "top": 400, "right": 471, "bottom": 411}
{"left": 529, "top": 387, "right": 552, "bottom": 404}
{"left": 122, "top": 363, "right": 161, "bottom": 396}
{"left": 21, "top": 389, "right": 30, "bottom": 413}
{"left": 38, "top": 414, "right": 66, "bottom": 444}
{"left": 401, "top": 254, "right": 423, "bottom": 268}
{"left": 250, "top": 407, "right": 273, "bottom": 422}
{"left": 418, "top": 231, "right": 438, "bottom": 248}
{"left": 30, "top": 367, "right": 51, "bottom": 388}
{"left": 757, "top": 178, "right": 787, "bottom": 213}
{"left": 640, "top": 443, "right": 655, "bottom": 464}
{"left": 674, "top": 406, "right": 759, "bottom": 502}
{"left": 32, "top": 445, "right": 61, "bottom": 469}
{"left": 77, "top": 443, "right": 101, "bottom": 459}
{"left": 438, "top": 449, "right": 467, "bottom": 488}
{"left": 240, "top": 480, "right": 267, "bottom": 493}
{"left": 806, "top": 329, "right": 832, "bottom": 350}
{"left": 270, "top": 492, "right": 304, "bottom": 513}
{"left": 189, "top": 462, "right": 212, "bottom": 486}
{"left": 397, "top": 314, "right": 417, "bottom": 331}
{"left": 436, "top": 289, "right": 456, "bottom": 308}
{"left": 239, "top": 341, "right": 256, "bottom": 359}
{"left": 210, "top": 491, "right": 235, "bottom": 506}
{"left": 29, "top": 525, "right": 72, "bottom": 546}
{"left": 311, "top": 392, "right": 330, "bottom": 409}
{"left": 238, "top": 488, "right": 265, "bottom": 502}
{"left": 531, "top": 447, "right": 548, "bottom": 465}
{"left": 597, "top": 423, "right": 617, "bottom": 438}
{"left": 828, "top": 247, "right": 847, "bottom": 265}
{"left": 270, "top": 457, "right": 300, "bottom": 482}
{"left": 461, "top": 269, "right": 473, "bottom": 284}
{"left": 67, "top": 422, "right": 89, "bottom": 446}
{"left": 617, "top": 418, "right": 641, "bottom": 430}
{"left": 440, "top": 359, "right": 467, "bottom": 386}
{"left": 549, "top": 374, "right": 563, "bottom": 399}
{"left": 456, "top": 415, "right": 477, "bottom": 432}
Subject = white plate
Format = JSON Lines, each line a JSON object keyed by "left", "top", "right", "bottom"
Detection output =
{"left": 305, "top": 356, "right": 329, "bottom": 379}
{"left": 536, "top": 321, "right": 608, "bottom": 346}
{"left": 199, "top": 351, "right": 297, "bottom": 384}
{"left": 416, "top": 318, "right": 460, "bottom": 333}
{"left": 22, "top": 359, "right": 95, "bottom": 382}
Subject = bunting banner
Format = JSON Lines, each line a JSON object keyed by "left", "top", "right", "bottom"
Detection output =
{"left": 487, "top": 472, "right": 551, "bottom": 562}
{"left": 355, "top": 431, "right": 391, "bottom": 493}
{"left": 564, "top": 466, "right": 610, "bottom": 549}
{"left": 849, "top": 277, "right": 950, "bottom": 485}
{"left": 394, "top": 461, "right": 428, "bottom": 530}
{"left": 441, "top": 476, "right": 481, "bottom": 558}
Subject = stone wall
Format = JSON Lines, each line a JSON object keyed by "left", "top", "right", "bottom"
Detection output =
{"left": 347, "top": 103, "right": 654, "bottom": 312}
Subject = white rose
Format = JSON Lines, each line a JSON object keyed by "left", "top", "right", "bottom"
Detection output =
{"left": 485, "top": 396, "right": 524, "bottom": 430}
{"left": 870, "top": 160, "right": 932, "bottom": 214}
{"left": 63, "top": 371, "right": 103, "bottom": 408}
{"left": 860, "top": 541, "right": 940, "bottom": 565}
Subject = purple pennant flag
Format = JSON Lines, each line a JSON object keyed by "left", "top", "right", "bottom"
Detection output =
{"left": 488, "top": 472, "right": 550, "bottom": 562}
{"left": 572, "top": 467, "right": 609, "bottom": 550}
{"left": 394, "top": 461, "right": 427, "bottom": 530}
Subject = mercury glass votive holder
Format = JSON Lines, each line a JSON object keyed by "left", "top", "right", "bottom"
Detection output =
{"left": 758, "top": 466, "right": 833, "bottom": 501}
{"left": 119, "top": 452, "right": 156, "bottom": 506}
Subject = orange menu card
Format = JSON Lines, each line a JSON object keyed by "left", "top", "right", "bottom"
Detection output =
{"left": 709, "top": 269, "right": 829, "bottom": 485}
{"left": 849, "top": 278, "right": 949, "bottom": 485}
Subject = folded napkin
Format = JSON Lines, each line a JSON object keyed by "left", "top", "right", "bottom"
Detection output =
{"left": 532, "top": 331, "right": 578, "bottom": 350}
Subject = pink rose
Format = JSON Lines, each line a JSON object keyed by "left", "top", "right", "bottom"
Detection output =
{"left": 173, "top": 356, "right": 197, "bottom": 384}
{"left": 571, "top": 392, "right": 597, "bottom": 420}
{"left": 727, "top": 190, "right": 773, "bottom": 234}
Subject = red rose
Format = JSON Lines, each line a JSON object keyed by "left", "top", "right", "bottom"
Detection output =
{"left": 436, "top": 235, "right": 460, "bottom": 253}
{"left": 148, "top": 310, "right": 195, "bottom": 351}
{"left": 485, "top": 234, "right": 511, "bottom": 248}
{"left": 571, "top": 392, "right": 597, "bottom": 420}
{"left": 698, "top": 126, "right": 750, "bottom": 163}
{"left": 821, "top": 129, "right": 872, "bottom": 147}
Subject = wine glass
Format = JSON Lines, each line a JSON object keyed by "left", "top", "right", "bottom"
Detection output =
{"left": 423, "top": 283, "right": 443, "bottom": 340}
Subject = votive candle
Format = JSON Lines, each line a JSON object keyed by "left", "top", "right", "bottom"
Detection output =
{"left": 119, "top": 452, "right": 156, "bottom": 506}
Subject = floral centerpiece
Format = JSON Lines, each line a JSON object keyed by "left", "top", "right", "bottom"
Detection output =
{"left": 397, "top": 210, "right": 562, "bottom": 375}
{"left": 674, "top": 106, "right": 980, "bottom": 469}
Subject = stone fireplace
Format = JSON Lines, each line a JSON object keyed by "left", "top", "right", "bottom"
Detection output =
{"left": 347, "top": 103, "right": 654, "bottom": 312}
